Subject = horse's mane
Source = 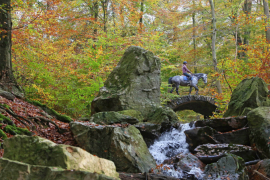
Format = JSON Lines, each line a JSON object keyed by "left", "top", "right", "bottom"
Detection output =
{"left": 192, "top": 73, "right": 205, "bottom": 78}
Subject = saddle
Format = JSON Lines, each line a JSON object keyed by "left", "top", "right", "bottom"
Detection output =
{"left": 183, "top": 75, "right": 193, "bottom": 82}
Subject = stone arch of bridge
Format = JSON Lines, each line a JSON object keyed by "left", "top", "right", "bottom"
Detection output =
{"left": 166, "top": 95, "right": 218, "bottom": 118}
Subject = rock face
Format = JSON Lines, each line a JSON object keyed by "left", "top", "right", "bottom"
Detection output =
{"left": 0, "top": 158, "right": 119, "bottom": 180}
{"left": 224, "top": 77, "right": 270, "bottom": 117}
{"left": 70, "top": 122, "right": 156, "bottom": 173}
{"left": 146, "top": 107, "right": 179, "bottom": 125}
{"left": 247, "top": 107, "right": 270, "bottom": 157}
{"left": 90, "top": 111, "right": 139, "bottom": 125}
{"left": 195, "top": 116, "right": 247, "bottom": 132}
{"left": 134, "top": 122, "right": 163, "bottom": 147}
{"left": 0, "top": 90, "right": 15, "bottom": 101}
{"left": 184, "top": 126, "right": 218, "bottom": 152}
{"left": 203, "top": 154, "right": 248, "bottom": 180}
{"left": 195, "top": 144, "right": 257, "bottom": 164}
{"left": 213, "top": 127, "right": 250, "bottom": 146}
{"left": 3, "top": 135, "right": 119, "bottom": 178}
{"left": 91, "top": 46, "right": 161, "bottom": 116}
{"left": 163, "top": 153, "right": 205, "bottom": 172}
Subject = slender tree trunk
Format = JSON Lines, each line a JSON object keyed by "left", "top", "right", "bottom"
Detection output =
{"left": 263, "top": 0, "right": 270, "bottom": 44}
{"left": 101, "top": 0, "right": 108, "bottom": 32}
{"left": 192, "top": 0, "right": 197, "bottom": 73}
{"left": 139, "top": 0, "right": 144, "bottom": 33}
{"left": 209, "top": 0, "right": 222, "bottom": 94}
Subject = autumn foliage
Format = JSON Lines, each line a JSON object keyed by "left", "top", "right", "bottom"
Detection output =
{"left": 9, "top": 0, "right": 270, "bottom": 118}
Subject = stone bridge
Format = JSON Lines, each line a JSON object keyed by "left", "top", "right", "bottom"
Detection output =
{"left": 166, "top": 95, "right": 217, "bottom": 117}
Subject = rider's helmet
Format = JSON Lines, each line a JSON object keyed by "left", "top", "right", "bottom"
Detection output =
{"left": 183, "top": 61, "right": 187, "bottom": 64}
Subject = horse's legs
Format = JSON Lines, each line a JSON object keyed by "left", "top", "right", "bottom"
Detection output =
{"left": 193, "top": 85, "right": 199, "bottom": 95}
{"left": 170, "top": 87, "right": 175, "bottom": 93}
{"left": 176, "top": 84, "right": 180, "bottom": 95}
{"left": 189, "top": 86, "right": 192, "bottom": 95}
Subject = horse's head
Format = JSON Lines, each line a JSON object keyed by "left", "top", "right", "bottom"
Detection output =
{"left": 202, "top": 74, "right": 207, "bottom": 84}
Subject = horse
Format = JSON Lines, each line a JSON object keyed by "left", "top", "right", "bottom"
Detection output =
{"left": 168, "top": 73, "right": 207, "bottom": 95}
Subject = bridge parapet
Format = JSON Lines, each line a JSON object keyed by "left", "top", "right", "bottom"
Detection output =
{"left": 166, "top": 95, "right": 217, "bottom": 117}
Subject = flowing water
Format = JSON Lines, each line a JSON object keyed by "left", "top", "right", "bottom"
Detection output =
{"left": 148, "top": 123, "right": 204, "bottom": 179}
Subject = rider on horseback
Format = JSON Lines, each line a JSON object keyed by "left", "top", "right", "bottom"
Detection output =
{"left": 182, "top": 61, "right": 192, "bottom": 84}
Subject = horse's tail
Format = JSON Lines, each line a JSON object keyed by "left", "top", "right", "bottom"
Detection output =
{"left": 168, "top": 77, "right": 173, "bottom": 85}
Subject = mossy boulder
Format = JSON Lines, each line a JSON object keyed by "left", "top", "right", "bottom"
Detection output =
{"left": 91, "top": 46, "right": 161, "bottom": 117}
{"left": 224, "top": 77, "right": 270, "bottom": 117}
{"left": 3, "top": 135, "right": 119, "bottom": 178}
{"left": 0, "top": 158, "right": 119, "bottom": 180}
{"left": 203, "top": 154, "right": 248, "bottom": 180}
{"left": 0, "top": 129, "right": 7, "bottom": 140}
{"left": 146, "top": 107, "right": 179, "bottom": 125}
{"left": 247, "top": 107, "right": 270, "bottom": 157}
{"left": 184, "top": 126, "right": 218, "bottom": 153}
{"left": 118, "top": 110, "right": 144, "bottom": 122}
{"left": 70, "top": 121, "right": 156, "bottom": 173}
{"left": 90, "top": 111, "right": 139, "bottom": 125}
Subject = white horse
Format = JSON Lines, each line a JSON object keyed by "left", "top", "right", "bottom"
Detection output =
{"left": 168, "top": 73, "right": 208, "bottom": 95}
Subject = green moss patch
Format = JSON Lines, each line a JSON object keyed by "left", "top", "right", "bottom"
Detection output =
{"left": 4, "top": 125, "right": 32, "bottom": 136}
{"left": 26, "top": 99, "right": 73, "bottom": 123}
{"left": 0, "top": 113, "right": 14, "bottom": 125}
{"left": 0, "top": 129, "right": 7, "bottom": 140}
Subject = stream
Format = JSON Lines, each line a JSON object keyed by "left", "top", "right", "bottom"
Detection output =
{"left": 149, "top": 123, "right": 204, "bottom": 179}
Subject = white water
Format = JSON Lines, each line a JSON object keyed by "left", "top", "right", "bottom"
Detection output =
{"left": 148, "top": 123, "right": 204, "bottom": 179}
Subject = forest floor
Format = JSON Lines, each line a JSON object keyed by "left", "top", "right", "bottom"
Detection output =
{"left": 0, "top": 96, "right": 78, "bottom": 157}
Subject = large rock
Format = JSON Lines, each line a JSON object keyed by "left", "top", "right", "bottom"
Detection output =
{"left": 0, "top": 158, "right": 119, "bottom": 180}
{"left": 70, "top": 122, "right": 156, "bottom": 173}
{"left": 247, "top": 107, "right": 270, "bottom": 157}
{"left": 119, "top": 172, "right": 181, "bottom": 180}
{"left": 213, "top": 127, "right": 250, "bottom": 146}
{"left": 145, "top": 107, "right": 179, "bottom": 125}
{"left": 89, "top": 111, "right": 139, "bottom": 125}
{"left": 195, "top": 144, "right": 258, "bottom": 164}
{"left": 134, "top": 122, "right": 163, "bottom": 147}
{"left": 184, "top": 126, "right": 218, "bottom": 152}
{"left": 203, "top": 154, "right": 248, "bottom": 180}
{"left": 91, "top": 46, "right": 161, "bottom": 116}
{"left": 224, "top": 77, "right": 270, "bottom": 117}
{"left": 163, "top": 153, "right": 205, "bottom": 172}
{"left": 195, "top": 116, "right": 247, "bottom": 132}
{"left": 3, "top": 135, "right": 119, "bottom": 178}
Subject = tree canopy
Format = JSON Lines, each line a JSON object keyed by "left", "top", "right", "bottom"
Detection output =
{"left": 7, "top": 0, "right": 270, "bottom": 117}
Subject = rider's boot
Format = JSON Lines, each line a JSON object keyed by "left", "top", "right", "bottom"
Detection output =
{"left": 176, "top": 90, "right": 179, "bottom": 95}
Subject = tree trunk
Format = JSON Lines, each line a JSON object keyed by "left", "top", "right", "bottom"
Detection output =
{"left": 0, "top": 0, "right": 13, "bottom": 83}
{"left": 263, "top": 0, "right": 270, "bottom": 44}
{"left": 0, "top": 0, "right": 22, "bottom": 96}
{"left": 209, "top": 0, "right": 222, "bottom": 94}
{"left": 192, "top": 0, "right": 197, "bottom": 73}
{"left": 139, "top": 0, "right": 144, "bottom": 33}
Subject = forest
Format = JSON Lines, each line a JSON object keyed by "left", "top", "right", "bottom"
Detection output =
{"left": 2, "top": 0, "right": 270, "bottom": 118}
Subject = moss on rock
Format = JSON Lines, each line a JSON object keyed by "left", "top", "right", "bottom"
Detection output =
{"left": 118, "top": 110, "right": 144, "bottom": 122}
{"left": 90, "top": 111, "right": 139, "bottom": 125}
{"left": 224, "top": 77, "right": 270, "bottom": 117}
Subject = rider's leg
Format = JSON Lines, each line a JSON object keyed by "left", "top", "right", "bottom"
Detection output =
{"left": 183, "top": 73, "right": 192, "bottom": 82}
